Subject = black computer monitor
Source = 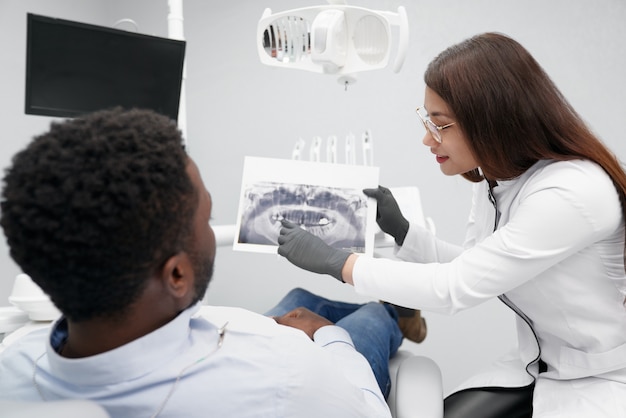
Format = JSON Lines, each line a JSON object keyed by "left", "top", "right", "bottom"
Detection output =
{"left": 25, "top": 13, "right": 186, "bottom": 121}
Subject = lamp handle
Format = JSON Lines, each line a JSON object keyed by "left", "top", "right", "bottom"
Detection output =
{"left": 392, "top": 6, "right": 409, "bottom": 73}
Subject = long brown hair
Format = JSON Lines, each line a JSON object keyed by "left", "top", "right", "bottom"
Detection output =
{"left": 424, "top": 32, "right": 626, "bottom": 259}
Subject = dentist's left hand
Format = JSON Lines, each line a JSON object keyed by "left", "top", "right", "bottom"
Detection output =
{"left": 277, "top": 219, "right": 351, "bottom": 282}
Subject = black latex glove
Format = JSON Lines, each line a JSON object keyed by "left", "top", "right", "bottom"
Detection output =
{"left": 363, "top": 185, "right": 409, "bottom": 246}
{"left": 277, "top": 219, "right": 351, "bottom": 282}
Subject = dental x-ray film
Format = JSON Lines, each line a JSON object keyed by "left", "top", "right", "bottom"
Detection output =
{"left": 234, "top": 156, "right": 379, "bottom": 256}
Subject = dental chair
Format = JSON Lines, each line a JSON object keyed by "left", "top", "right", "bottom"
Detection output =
{"left": 388, "top": 350, "right": 444, "bottom": 417}
{"left": 2, "top": 303, "right": 442, "bottom": 418}
{"left": 2, "top": 293, "right": 443, "bottom": 418}
{"left": 0, "top": 399, "right": 111, "bottom": 418}
{"left": 3, "top": 271, "right": 443, "bottom": 417}
{"left": 0, "top": 364, "right": 441, "bottom": 418}
{"left": 2, "top": 273, "right": 443, "bottom": 418}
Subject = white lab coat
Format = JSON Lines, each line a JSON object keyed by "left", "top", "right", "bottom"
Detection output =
{"left": 353, "top": 159, "right": 626, "bottom": 417}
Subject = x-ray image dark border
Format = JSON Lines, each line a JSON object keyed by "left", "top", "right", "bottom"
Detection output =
{"left": 237, "top": 181, "right": 368, "bottom": 252}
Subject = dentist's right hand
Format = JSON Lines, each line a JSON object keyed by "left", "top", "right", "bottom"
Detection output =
{"left": 277, "top": 219, "right": 352, "bottom": 282}
{"left": 363, "top": 185, "right": 409, "bottom": 246}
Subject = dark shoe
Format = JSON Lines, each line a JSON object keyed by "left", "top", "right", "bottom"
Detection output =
{"left": 397, "top": 310, "right": 427, "bottom": 343}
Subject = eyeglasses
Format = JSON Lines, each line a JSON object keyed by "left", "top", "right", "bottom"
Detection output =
{"left": 416, "top": 106, "right": 456, "bottom": 144}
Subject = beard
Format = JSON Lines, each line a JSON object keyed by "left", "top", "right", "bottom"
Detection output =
{"left": 189, "top": 249, "right": 214, "bottom": 306}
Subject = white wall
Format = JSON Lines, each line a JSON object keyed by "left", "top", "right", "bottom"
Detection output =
{"left": 1, "top": 0, "right": 625, "bottom": 394}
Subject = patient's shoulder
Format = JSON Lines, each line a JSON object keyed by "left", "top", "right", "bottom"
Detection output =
{"left": 195, "top": 305, "right": 303, "bottom": 338}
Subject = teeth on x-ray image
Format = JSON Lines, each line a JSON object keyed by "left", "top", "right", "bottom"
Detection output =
{"left": 237, "top": 181, "right": 367, "bottom": 252}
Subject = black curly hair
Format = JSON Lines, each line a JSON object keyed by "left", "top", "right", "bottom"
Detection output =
{"left": 0, "top": 108, "right": 196, "bottom": 322}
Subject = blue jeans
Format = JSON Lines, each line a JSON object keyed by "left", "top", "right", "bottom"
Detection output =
{"left": 265, "top": 288, "right": 403, "bottom": 397}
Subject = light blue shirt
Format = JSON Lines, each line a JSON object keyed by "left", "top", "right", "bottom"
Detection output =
{"left": 0, "top": 303, "right": 390, "bottom": 417}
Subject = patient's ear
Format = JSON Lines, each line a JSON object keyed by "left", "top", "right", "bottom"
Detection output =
{"left": 161, "top": 252, "right": 194, "bottom": 299}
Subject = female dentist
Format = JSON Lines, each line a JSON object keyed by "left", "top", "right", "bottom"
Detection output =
{"left": 277, "top": 32, "right": 626, "bottom": 417}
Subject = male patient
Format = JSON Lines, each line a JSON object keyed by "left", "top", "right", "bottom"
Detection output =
{"left": 0, "top": 108, "right": 422, "bottom": 417}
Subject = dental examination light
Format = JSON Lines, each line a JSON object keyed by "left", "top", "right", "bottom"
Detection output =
{"left": 257, "top": 3, "right": 409, "bottom": 87}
